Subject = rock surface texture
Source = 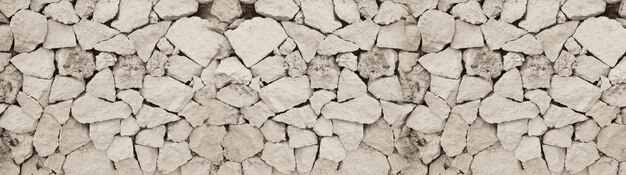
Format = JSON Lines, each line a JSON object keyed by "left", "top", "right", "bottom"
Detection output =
{"left": 0, "top": 0, "right": 625, "bottom": 175}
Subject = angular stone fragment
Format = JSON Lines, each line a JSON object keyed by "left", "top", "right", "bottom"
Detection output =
{"left": 16, "top": 92, "right": 42, "bottom": 120}
{"left": 334, "top": 0, "right": 360, "bottom": 24}
{"left": 518, "top": 0, "right": 559, "bottom": 32}
{"left": 189, "top": 125, "right": 225, "bottom": 162}
{"left": 528, "top": 117, "right": 547, "bottom": 136}
{"left": 216, "top": 161, "right": 242, "bottom": 175}
{"left": 358, "top": 47, "right": 397, "bottom": 79}
{"left": 74, "top": 0, "right": 97, "bottom": 18}
{"left": 42, "top": 0, "right": 79, "bottom": 25}
{"left": 500, "top": 0, "right": 526, "bottom": 23}
{"left": 406, "top": 105, "right": 445, "bottom": 133}
{"left": 376, "top": 20, "right": 420, "bottom": 51}
{"left": 418, "top": 48, "right": 463, "bottom": 79}
{"left": 467, "top": 118, "right": 498, "bottom": 155}
{"left": 166, "top": 17, "right": 226, "bottom": 67}
{"left": 554, "top": 51, "right": 576, "bottom": 77}
{"left": 373, "top": 1, "right": 408, "bottom": 25}
{"left": 521, "top": 55, "right": 553, "bottom": 89}
{"left": 165, "top": 119, "right": 192, "bottom": 142}
{"left": 241, "top": 101, "right": 274, "bottom": 128}
{"left": 367, "top": 76, "right": 403, "bottom": 102}
{"left": 562, "top": 0, "right": 605, "bottom": 20}
{"left": 259, "top": 76, "right": 312, "bottom": 112}
{"left": 543, "top": 126, "right": 574, "bottom": 148}
{"left": 602, "top": 84, "right": 626, "bottom": 107}
{"left": 135, "top": 125, "right": 166, "bottom": 148}
{"left": 63, "top": 144, "right": 116, "bottom": 175}
{"left": 73, "top": 19, "right": 119, "bottom": 50}
{"left": 429, "top": 75, "right": 460, "bottom": 106}
{"left": 222, "top": 124, "right": 265, "bottom": 162}
{"left": 494, "top": 69, "right": 523, "bottom": 101}
{"left": 308, "top": 90, "right": 335, "bottom": 115}
{"left": 300, "top": 0, "right": 341, "bottom": 33}
{"left": 333, "top": 19, "right": 380, "bottom": 50}
{"left": 573, "top": 17, "right": 626, "bottom": 67}
{"left": 307, "top": 55, "right": 340, "bottom": 89}
{"left": 86, "top": 68, "right": 115, "bottom": 101}
{"left": 89, "top": 119, "right": 120, "bottom": 150}
{"left": 10, "top": 48, "right": 54, "bottom": 79}
{"left": 255, "top": 0, "right": 299, "bottom": 20}
{"left": 157, "top": 142, "right": 192, "bottom": 173}
{"left": 337, "top": 69, "right": 367, "bottom": 102}
{"left": 565, "top": 142, "right": 600, "bottom": 173}
{"left": 282, "top": 22, "right": 326, "bottom": 62}
{"left": 497, "top": 119, "right": 528, "bottom": 150}
{"left": 536, "top": 21, "right": 579, "bottom": 62}
{"left": 33, "top": 114, "right": 60, "bottom": 157}
{"left": 332, "top": 120, "right": 363, "bottom": 151}
{"left": 274, "top": 105, "right": 316, "bottom": 129}
{"left": 141, "top": 76, "right": 193, "bottom": 112}
{"left": 94, "top": 34, "right": 135, "bottom": 55}
{"left": 214, "top": 56, "right": 252, "bottom": 85}
{"left": 575, "top": 119, "right": 600, "bottom": 142}
{"left": 43, "top": 20, "right": 76, "bottom": 49}
{"left": 317, "top": 34, "right": 359, "bottom": 55}
{"left": 120, "top": 117, "right": 139, "bottom": 136}
{"left": 463, "top": 46, "right": 503, "bottom": 79}
{"left": 0, "top": 0, "right": 29, "bottom": 17}
{"left": 135, "top": 105, "right": 180, "bottom": 128}
{"left": 480, "top": 19, "right": 527, "bottom": 50}
{"left": 452, "top": 100, "right": 479, "bottom": 123}
{"left": 549, "top": 75, "right": 602, "bottom": 112}
{"left": 59, "top": 118, "right": 90, "bottom": 154}
{"left": 0, "top": 105, "right": 36, "bottom": 134}
{"left": 56, "top": 46, "right": 96, "bottom": 80}
{"left": 337, "top": 145, "right": 390, "bottom": 175}
{"left": 514, "top": 136, "right": 541, "bottom": 162}
{"left": 362, "top": 119, "right": 393, "bottom": 155}
{"left": 456, "top": 76, "right": 492, "bottom": 103}
{"left": 0, "top": 25, "right": 11, "bottom": 51}
{"left": 503, "top": 52, "right": 525, "bottom": 71}
{"left": 502, "top": 34, "right": 543, "bottom": 55}
{"left": 153, "top": 0, "right": 198, "bottom": 20}
{"left": 417, "top": 10, "right": 455, "bottom": 53}
{"left": 314, "top": 117, "right": 333, "bottom": 137}
{"left": 260, "top": 119, "right": 287, "bottom": 143}
{"left": 10, "top": 10, "right": 47, "bottom": 53}
{"left": 471, "top": 144, "right": 525, "bottom": 175}
{"left": 128, "top": 21, "right": 171, "bottom": 62}
{"left": 111, "top": 0, "right": 151, "bottom": 32}
{"left": 225, "top": 17, "right": 287, "bottom": 67}
{"left": 450, "top": 1, "right": 487, "bottom": 25}
{"left": 597, "top": 124, "right": 626, "bottom": 162}
{"left": 107, "top": 136, "right": 134, "bottom": 162}
{"left": 261, "top": 142, "right": 296, "bottom": 174}
{"left": 250, "top": 55, "right": 287, "bottom": 83}
{"left": 210, "top": 0, "right": 242, "bottom": 22}
{"left": 586, "top": 101, "right": 619, "bottom": 127}
{"left": 543, "top": 105, "right": 588, "bottom": 128}
{"left": 71, "top": 94, "right": 131, "bottom": 123}
{"left": 135, "top": 144, "right": 158, "bottom": 174}
{"left": 116, "top": 90, "right": 143, "bottom": 115}
{"left": 451, "top": 20, "right": 484, "bottom": 49}
{"left": 92, "top": 0, "right": 118, "bottom": 23}
{"left": 482, "top": 0, "right": 504, "bottom": 18}
{"left": 573, "top": 55, "right": 610, "bottom": 82}
{"left": 441, "top": 114, "right": 469, "bottom": 157}
{"left": 322, "top": 95, "right": 381, "bottom": 124}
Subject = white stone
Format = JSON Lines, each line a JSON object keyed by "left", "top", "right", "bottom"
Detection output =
{"left": 543, "top": 126, "right": 574, "bottom": 148}
{"left": 71, "top": 94, "right": 131, "bottom": 123}
{"left": 255, "top": 0, "right": 299, "bottom": 20}
{"left": 480, "top": 19, "right": 527, "bottom": 50}
{"left": 10, "top": 10, "right": 47, "bottom": 53}
{"left": 518, "top": 0, "right": 560, "bottom": 32}
{"left": 111, "top": 0, "right": 151, "bottom": 33}
{"left": 562, "top": 0, "right": 606, "bottom": 20}
{"left": 406, "top": 105, "right": 445, "bottom": 133}
{"left": 135, "top": 105, "right": 180, "bottom": 128}
{"left": 259, "top": 76, "right": 312, "bottom": 112}
{"left": 42, "top": 0, "right": 80, "bottom": 25}
{"left": 225, "top": 17, "right": 287, "bottom": 67}
{"left": 450, "top": 1, "right": 487, "bottom": 24}
{"left": 333, "top": 19, "right": 380, "bottom": 50}
{"left": 153, "top": 0, "right": 198, "bottom": 20}
{"left": 418, "top": 47, "right": 463, "bottom": 79}
{"left": 157, "top": 142, "right": 192, "bottom": 173}
{"left": 573, "top": 17, "right": 626, "bottom": 67}
{"left": 565, "top": 142, "right": 600, "bottom": 173}
{"left": 321, "top": 95, "right": 381, "bottom": 124}
{"left": 549, "top": 75, "right": 602, "bottom": 112}
{"left": 417, "top": 10, "right": 455, "bottom": 53}
{"left": 43, "top": 19, "right": 77, "bottom": 49}
{"left": 261, "top": 142, "right": 296, "bottom": 174}
{"left": 189, "top": 125, "right": 226, "bottom": 163}
{"left": 63, "top": 144, "right": 117, "bottom": 175}
{"left": 107, "top": 136, "right": 134, "bottom": 162}
{"left": 222, "top": 124, "right": 265, "bottom": 162}
{"left": 456, "top": 76, "right": 493, "bottom": 103}
{"left": 141, "top": 76, "right": 193, "bottom": 112}
{"left": 451, "top": 20, "right": 484, "bottom": 49}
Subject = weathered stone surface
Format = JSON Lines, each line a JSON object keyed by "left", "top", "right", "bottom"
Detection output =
{"left": 467, "top": 118, "right": 498, "bottom": 155}
{"left": 0, "top": 105, "right": 37, "bottom": 134}
{"left": 107, "top": 136, "right": 134, "bottom": 162}
{"left": 565, "top": 142, "right": 600, "bottom": 173}
{"left": 406, "top": 105, "right": 445, "bottom": 133}
{"left": 451, "top": 20, "right": 484, "bottom": 49}
{"left": 441, "top": 114, "right": 469, "bottom": 157}
{"left": 337, "top": 69, "right": 367, "bottom": 102}
{"left": 10, "top": 10, "right": 47, "bottom": 53}
{"left": 597, "top": 124, "right": 626, "bottom": 162}
{"left": 71, "top": 94, "right": 131, "bottom": 123}
{"left": 135, "top": 105, "right": 180, "bottom": 128}
{"left": 362, "top": 119, "right": 394, "bottom": 155}
{"left": 42, "top": 0, "right": 79, "bottom": 25}
{"left": 154, "top": 0, "right": 198, "bottom": 20}
{"left": 59, "top": 118, "right": 90, "bottom": 154}
{"left": 282, "top": 22, "right": 326, "bottom": 62}
{"left": 481, "top": 19, "right": 527, "bottom": 50}
{"left": 358, "top": 47, "right": 397, "bottom": 79}
{"left": 518, "top": 0, "right": 559, "bottom": 32}
{"left": 562, "top": 0, "right": 606, "bottom": 20}
{"left": 543, "top": 105, "right": 587, "bottom": 128}
{"left": 544, "top": 126, "right": 574, "bottom": 148}
{"left": 259, "top": 76, "right": 313, "bottom": 112}
{"left": 536, "top": 21, "right": 579, "bottom": 62}
{"left": 89, "top": 119, "right": 120, "bottom": 150}
{"left": 63, "top": 144, "right": 116, "bottom": 175}
{"left": 73, "top": 19, "right": 119, "bottom": 50}
{"left": 274, "top": 105, "right": 317, "bottom": 129}
{"left": 417, "top": 10, "right": 455, "bottom": 53}
{"left": 333, "top": 19, "right": 380, "bottom": 50}
{"left": 225, "top": 17, "right": 287, "bottom": 67}
{"left": 33, "top": 114, "right": 60, "bottom": 157}
{"left": 497, "top": 119, "right": 528, "bottom": 150}
{"left": 463, "top": 46, "right": 503, "bottom": 79}
{"left": 502, "top": 34, "right": 543, "bottom": 55}
{"left": 301, "top": 0, "right": 341, "bottom": 33}
{"left": 189, "top": 125, "right": 225, "bottom": 162}
{"left": 261, "top": 142, "right": 296, "bottom": 174}
{"left": 210, "top": 0, "right": 241, "bottom": 22}
{"left": 549, "top": 75, "right": 602, "bottom": 112}
{"left": 43, "top": 19, "right": 77, "bottom": 49}
{"left": 574, "top": 17, "right": 626, "bottom": 67}
{"left": 141, "top": 76, "right": 193, "bottom": 112}
{"left": 92, "top": 0, "right": 118, "bottom": 23}
{"left": 337, "top": 145, "right": 390, "bottom": 175}
{"left": 0, "top": 0, "right": 29, "bottom": 17}
{"left": 157, "top": 142, "right": 192, "bottom": 173}
{"left": 376, "top": 20, "right": 420, "bottom": 51}
{"left": 56, "top": 46, "right": 96, "bottom": 80}
{"left": 368, "top": 76, "right": 403, "bottom": 102}
{"left": 322, "top": 95, "right": 381, "bottom": 124}
{"left": 419, "top": 48, "right": 463, "bottom": 79}
{"left": 222, "top": 124, "right": 265, "bottom": 162}
{"left": 135, "top": 125, "right": 166, "bottom": 148}
{"left": 10, "top": 48, "right": 55, "bottom": 79}
{"left": 255, "top": 0, "right": 298, "bottom": 20}
{"left": 479, "top": 95, "right": 538, "bottom": 123}
{"left": 450, "top": 1, "right": 487, "bottom": 25}
{"left": 457, "top": 76, "right": 493, "bottom": 103}
{"left": 471, "top": 144, "right": 525, "bottom": 175}
{"left": 111, "top": 0, "right": 151, "bottom": 32}
{"left": 166, "top": 17, "right": 226, "bottom": 67}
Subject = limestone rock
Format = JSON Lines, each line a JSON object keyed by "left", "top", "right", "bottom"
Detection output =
{"left": 321, "top": 95, "right": 381, "bottom": 124}
{"left": 63, "top": 144, "right": 116, "bottom": 175}
{"left": 259, "top": 76, "right": 312, "bottom": 112}
{"left": 470, "top": 144, "right": 525, "bottom": 175}
{"left": 497, "top": 119, "right": 528, "bottom": 150}
{"left": 597, "top": 124, "right": 626, "bottom": 162}
{"left": 337, "top": 145, "right": 390, "bottom": 175}
{"left": 0, "top": 105, "right": 37, "bottom": 133}
{"left": 463, "top": 46, "right": 503, "bottom": 79}
{"left": 334, "top": 0, "right": 360, "bottom": 24}
{"left": 10, "top": 48, "right": 55, "bottom": 79}
{"left": 250, "top": 55, "right": 288, "bottom": 83}
{"left": 166, "top": 17, "right": 227, "bottom": 67}
{"left": 480, "top": 19, "right": 527, "bottom": 50}
{"left": 33, "top": 114, "right": 60, "bottom": 157}
{"left": 376, "top": 20, "right": 420, "bottom": 51}
{"left": 301, "top": 0, "right": 341, "bottom": 33}
{"left": 514, "top": 136, "right": 541, "bottom": 162}
{"left": 467, "top": 118, "right": 498, "bottom": 155}
{"left": 362, "top": 119, "right": 394, "bottom": 155}
{"left": 418, "top": 48, "right": 463, "bottom": 79}
{"left": 358, "top": 47, "right": 397, "bottom": 79}
{"left": 89, "top": 119, "right": 120, "bottom": 150}
{"left": 0, "top": 0, "right": 29, "bottom": 17}
{"left": 494, "top": 69, "right": 523, "bottom": 101}
{"left": 543, "top": 126, "right": 574, "bottom": 148}
{"left": 282, "top": 22, "right": 326, "bottom": 62}
{"left": 135, "top": 105, "right": 180, "bottom": 128}
{"left": 549, "top": 75, "right": 602, "bottom": 112}
{"left": 543, "top": 105, "right": 588, "bottom": 128}
{"left": 43, "top": 19, "right": 77, "bottom": 49}
{"left": 565, "top": 142, "right": 600, "bottom": 173}
{"left": 307, "top": 55, "right": 340, "bottom": 89}
{"left": 71, "top": 95, "right": 131, "bottom": 123}
{"left": 111, "top": 0, "right": 151, "bottom": 32}
{"left": 107, "top": 136, "right": 134, "bottom": 162}
{"left": 451, "top": 20, "right": 484, "bottom": 49}
{"left": 573, "top": 17, "right": 626, "bottom": 67}
{"left": 261, "top": 142, "right": 296, "bottom": 174}
{"left": 317, "top": 34, "right": 359, "bottom": 55}
{"left": 157, "top": 142, "right": 192, "bottom": 173}
{"left": 406, "top": 105, "right": 445, "bottom": 133}
{"left": 441, "top": 114, "right": 469, "bottom": 157}
{"left": 536, "top": 21, "right": 579, "bottom": 62}
{"left": 417, "top": 10, "right": 455, "bottom": 53}
{"left": 153, "top": 0, "right": 198, "bottom": 20}
{"left": 222, "top": 124, "right": 265, "bottom": 162}
{"left": 189, "top": 125, "right": 225, "bottom": 162}
{"left": 10, "top": 10, "right": 47, "bottom": 53}
{"left": 225, "top": 17, "right": 287, "bottom": 67}
{"left": 562, "top": 0, "right": 606, "bottom": 20}
{"left": 500, "top": 0, "right": 527, "bottom": 23}
{"left": 92, "top": 0, "right": 118, "bottom": 23}
{"left": 141, "top": 76, "right": 193, "bottom": 112}
{"left": 59, "top": 118, "right": 90, "bottom": 154}
{"left": 501, "top": 34, "right": 543, "bottom": 55}
{"left": 518, "top": 0, "right": 559, "bottom": 32}
{"left": 456, "top": 76, "right": 493, "bottom": 103}
{"left": 128, "top": 21, "right": 171, "bottom": 62}
{"left": 373, "top": 1, "right": 409, "bottom": 25}
{"left": 56, "top": 46, "right": 96, "bottom": 80}
{"left": 73, "top": 19, "right": 119, "bottom": 50}
{"left": 135, "top": 125, "right": 166, "bottom": 148}
{"left": 255, "top": 0, "right": 299, "bottom": 20}
{"left": 450, "top": 1, "right": 487, "bottom": 25}
{"left": 333, "top": 19, "right": 380, "bottom": 50}
{"left": 521, "top": 55, "right": 554, "bottom": 89}
{"left": 42, "top": 0, "right": 79, "bottom": 25}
